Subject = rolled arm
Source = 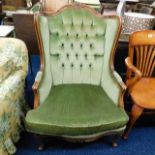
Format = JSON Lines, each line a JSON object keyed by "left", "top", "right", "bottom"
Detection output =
{"left": 125, "top": 57, "right": 142, "bottom": 93}
{"left": 32, "top": 70, "right": 43, "bottom": 109}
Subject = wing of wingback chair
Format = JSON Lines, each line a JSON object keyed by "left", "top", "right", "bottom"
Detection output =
{"left": 25, "top": 4, "right": 128, "bottom": 148}
{"left": 0, "top": 38, "right": 28, "bottom": 155}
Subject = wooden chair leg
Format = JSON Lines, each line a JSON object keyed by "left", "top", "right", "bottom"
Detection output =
{"left": 112, "top": 131, "right": 124, "bottom": 147}
{"left": 123, "top": 104, "right": 143, "bottom": 139}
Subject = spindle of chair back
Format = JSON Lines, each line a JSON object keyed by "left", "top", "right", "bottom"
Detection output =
{"left": 126, "top": 30, "right": 155, "bottom": 80}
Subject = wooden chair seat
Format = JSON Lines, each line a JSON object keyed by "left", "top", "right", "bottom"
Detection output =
{"left": 131, "top": 78, "right": 155, "bottom": 109}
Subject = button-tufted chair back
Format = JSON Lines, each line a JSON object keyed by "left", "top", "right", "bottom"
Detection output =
{"left": 36, "top": 5, "right": 121, "bottom": 104}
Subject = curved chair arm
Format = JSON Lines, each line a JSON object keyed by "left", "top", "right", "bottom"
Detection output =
{"left": 113, "top": 70, "right": 127, "bottom": 90}
{"left": 125, "top": 57, "right": 142, "bottom": 93}
{"left": 32, "top": 70, "right": 43, "bottom": 109}
{"left": 113, "top": 70, "right": 127, "bottom": 108}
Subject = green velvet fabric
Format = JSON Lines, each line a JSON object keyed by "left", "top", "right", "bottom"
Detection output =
{"left": 37, "top": 7, "right": 122, "bottom": 105}
{"left": 48, "top": 8, "right": 106, "bottom": 86}
{"left": 25, "top": 6, "right": 128, "bottom": 138}
{"left": 26, "top": 85, "right": 128, "bottom": 136}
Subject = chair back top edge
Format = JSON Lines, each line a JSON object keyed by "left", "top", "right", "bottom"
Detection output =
{"left": 129, "top": 30, "right": 155, "bottom": 47}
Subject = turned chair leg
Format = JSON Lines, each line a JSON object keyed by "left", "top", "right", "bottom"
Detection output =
{"left": 123, "top": 104, "right": 143, "bottom": 139}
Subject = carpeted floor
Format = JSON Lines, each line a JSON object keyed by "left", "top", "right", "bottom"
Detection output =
{"left": 15, "top": 55, "right": 155, "bottom": 155}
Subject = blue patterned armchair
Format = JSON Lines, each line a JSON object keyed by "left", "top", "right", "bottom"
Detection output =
{"left": 0, "top": 38, "right": 28, "bottom": 155}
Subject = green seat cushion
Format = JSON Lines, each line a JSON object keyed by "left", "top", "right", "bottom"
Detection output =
{"left": 25, "top": 84, "right": 128, "bottom": 136}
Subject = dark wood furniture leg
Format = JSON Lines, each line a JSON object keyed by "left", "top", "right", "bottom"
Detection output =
{"left": 34, "top": 134, "right": 45, "bottom": 151}
{"left": 123, "top": 104, "right": 143, "bottom": 139}
{"left": 112, "top": 132, "right": 123, "bottom": 147}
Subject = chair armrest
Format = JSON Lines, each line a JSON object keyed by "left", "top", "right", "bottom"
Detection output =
{"left": 113, "top": 70, "right": 127, "bottom": 108}
{"left": 35, "top": 70, "right": 43, "bottom": 83}
{"left": 32, "top": 70, "right": 43, "bottom": 109}
{"left": 113, "top": 70, "right": 127, "bottom": 90}
{"left": 125, "top": 57, "right": 142, "bottom": 93}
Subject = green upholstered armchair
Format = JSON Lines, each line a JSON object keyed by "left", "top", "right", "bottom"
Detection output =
{"left": 25, "top": 4, "right": 129, "bottom": 148}
{"left": 0, "top": 38, "right": 28, "bottom": 155}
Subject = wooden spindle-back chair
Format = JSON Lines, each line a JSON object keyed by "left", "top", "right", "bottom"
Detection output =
{"left": 124, "top": 30, "right": 155, "bottom": 139}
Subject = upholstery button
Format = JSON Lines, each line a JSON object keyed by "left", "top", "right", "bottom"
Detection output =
{"left": 67, "top": 33, "right": 69, "bottom": 37}
{"left": 71, "top": 63, "right": 74, "bottom": 67}
{"left": 71, "top": 43, "right": 74, "bottom": 48}
{"left": 62, "top": 43, "right": 64, "bottom": 47}
{"left": 89, "top": 64, "right": 92, "bottom": 68}
{"left": 80, "top": 64, "right": 83, "bottom": 68}
{"left": 61, "top": 43, "right": 64, "bottom": 49}
{"left": 56, "top": 32, "right": 59, "bottom": 36}
{"left": 76, "top": 34, "right": 79, "bottom": 38}
{"left": 86, "top": 34, "right": 88, "bottom": 38}
{"left": 66, "top": 53, "right": 69, "bottom": 59}
{"left": 75, "top": 53, "right": 78, "bottom": 59}
{"left": 90, "top": 44, "right": 93, "bottom": 48}
{"left": 62, "top": 63, "right": 65, "bottom": 67}
{"left": 85, "top": 54, "right": 87, "bottom": 59}
{"left": 80, "top": 44, "right": 83, "bottom": 48}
